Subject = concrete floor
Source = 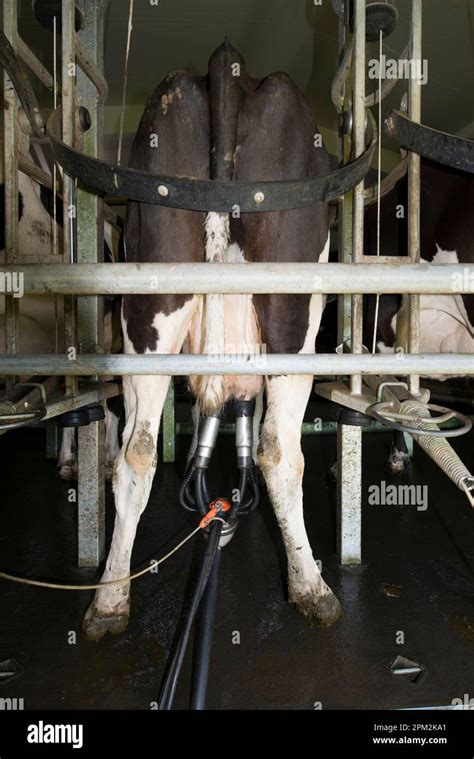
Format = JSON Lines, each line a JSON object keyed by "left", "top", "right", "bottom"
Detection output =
{"left": 1, "top": 413, "right": 474, "bottom": 710}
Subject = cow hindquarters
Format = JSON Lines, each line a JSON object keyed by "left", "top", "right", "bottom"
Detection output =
{"left": 83, "top": 298, "right": 198, "bottom": 641}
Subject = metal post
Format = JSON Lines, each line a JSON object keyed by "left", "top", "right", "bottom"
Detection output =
{"left": 407, "top": 0, "right": 422, "bottom": 396}
{"left": 162, "top": 380, "right": 175, "bottom": 463}
{"left": 350, "top": 0, "right": 366, "bottom": 395}
{"left": 2, "top": 351, "right": 474, "bottom": 378}
{"left": 337, "top": 423, "right": 362, "bottom": 564}
{"left": 4, "top": 261, "right": 474, "bottom": 295}
{"left": 2, "top": 0, "right": 19, "bottom": 394}
{"left": 337, "top": 2, "right": 353, "bottom": 350}
{"left": 61, "top": 0, "right": 78, "bottom": 396}
{"left": 78, "top": 419, "right": 105, "bottom": 566}
{"left": 76, "top": 0, "right": 107, "bottom": 567}
{"left": 337, "top": 0, "right": 364, "bottom": 565}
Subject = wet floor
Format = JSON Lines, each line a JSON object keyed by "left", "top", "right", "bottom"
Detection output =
{"left": 1, "top": 410, "right": 474, "bottom": 710}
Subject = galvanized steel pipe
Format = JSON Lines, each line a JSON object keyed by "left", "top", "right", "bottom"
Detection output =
{"left": 0, "top": 353, "right": 473, "bottom": 376}
{"left": 3, "top": 262, "right": 474, "bottom": 295}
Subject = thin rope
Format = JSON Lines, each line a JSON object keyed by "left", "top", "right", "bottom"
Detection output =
{"left": 372, "top": 28, "right": 384, "bottom": 354}
{"left": 0, "top": 517, "right": 226, "bottom": 591}
{"left": 117, "top": 0, "right": 134, "bottom": 166}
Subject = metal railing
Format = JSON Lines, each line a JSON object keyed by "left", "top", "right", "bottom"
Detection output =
{"left": 1, "top": 261, "right": 473, "bottom": 295}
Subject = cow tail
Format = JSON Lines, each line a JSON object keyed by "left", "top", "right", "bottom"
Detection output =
{"left": 200, "top": 40, "right": 243, "bottom": 414}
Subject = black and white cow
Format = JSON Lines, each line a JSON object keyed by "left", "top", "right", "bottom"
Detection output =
{"left": 364, "top": 160, "right": 474, "bottom": 358}
{"left": 0, "top": 160, "right": 122, "bottom": 480}
{"left": 363, "top": 160, "right": 474, "bottom": 470}
{"left": 83, "top": 40, "right": 341, "bottom": 640}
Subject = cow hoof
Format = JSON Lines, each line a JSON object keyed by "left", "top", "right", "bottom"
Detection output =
{"left": 57, "top": 464, "right": 77, "bottom": 481}
{"left": 292, "top": 590, "right": 342, "bottom": 628}
{"left": 387, "top": 448, "right": 411, "bottom": 474}
{"left": 82, "top": 604, "right": 129, "bottom": 641}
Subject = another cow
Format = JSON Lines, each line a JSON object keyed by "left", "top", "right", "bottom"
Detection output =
{"left": 0, "top": 164, "right": 122, "bottom": 480}
{"left": 83, "top": 40, "right": 341, "bottom": 640}
{"left": 363, "top": 159, "right": 474, "bottom": 470}
{"left": 364, "top": 159, "right": 474, "bottom": 359}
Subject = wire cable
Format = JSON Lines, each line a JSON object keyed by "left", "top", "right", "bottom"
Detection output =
{"left": 0, "top": 517, "right": 226, "bottom": 591}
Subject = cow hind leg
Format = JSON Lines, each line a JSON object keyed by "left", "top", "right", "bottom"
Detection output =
{"left": 83, "top": 301, "right": 197, "bottom": 641}
{"left": 57, "top": 427, "right": 77, "bottom": 481}
{"left": 258, "top": 375, "right": 341, "bottom": 627}
{"left": 104, "top": 402, "right": 121, "bottom": 481}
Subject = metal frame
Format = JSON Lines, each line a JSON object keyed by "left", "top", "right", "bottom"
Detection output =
{"left": 2, "top": 261, "right": 473, "bottom": 294}
{"left": 2, "top": 0, "right": 472, "bottom": 571}
{"left": 0, "top": 352, "right": 473, "bottom": 376}
{"left": 48, "top": 126, "right": 377, "bottom": 212}
{"left": 1, "top": 0, "right": 114, "bottom": 566}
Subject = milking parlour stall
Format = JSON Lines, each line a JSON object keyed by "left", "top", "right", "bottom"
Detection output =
{"left": 0, "top": 0, "right": 473, "bottom": 754}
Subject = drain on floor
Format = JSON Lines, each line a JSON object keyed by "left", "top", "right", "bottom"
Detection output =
{"left": 0, "top": 658, "right": 22, "bottom": 685}
{"left": 391, "top": 655, "right": 426, "bottom": 685}
{"left": 380, "top": 583, "right": 402, "bottom": 598}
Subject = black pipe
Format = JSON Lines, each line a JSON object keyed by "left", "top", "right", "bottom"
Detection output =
{"left": 393, "top": 429, "right": 408, "bottom": 455}
{"left": 178, "top": 467, "right": 196, "bottom": 512}
{"left": 236, "top": 466, "right": 260, "bottom": 515}
{"left": 179, "top": 467, "right": 212, "bottom": 514}
{"left": 157, "top": 520, "right": 222, "bottom": 710}
{"left": 236, "top": 468, "right": 248, "bottom": 515}
{"left": 195, "top": 469, "right": 210, "bottom": 517}
{"left": 189, "top": 548, "right": 222, "bottom": 710}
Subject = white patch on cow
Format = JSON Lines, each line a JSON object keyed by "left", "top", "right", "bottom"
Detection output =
{"left": 84, "top": 298, "right": 199, "bottom": 637}
{"left": 190, "top": 216, "right": 263, "bottom": 412}
{"left": 190, "top": 212, "right": 229, "bottom": 413}
{"left": 302, "top": 233, "right": 330, "bottom": 354}
{"left": 377, "top": 340, "right": 395, "bottom": 353}
{"left": 222, "top": 256, "right": 262, "bottom": 402}
{"left": 430, "top": 245, "right": 474, "bottom": 337}
{"left": 225, "top": 242, "right": 245, "bottom": 263}
{"left": 204, "top": 211, "right": 229, "bottom": 263}
{"left": 378, "top": 247, "right": 474, "bottom": 369}
{"left": 103, "top": 221, "right": 118, "bottom": 262}
{"left": 16, "top": 172, "right": 61, "bottom": 260}
{"left": 0, "top": 172, "right": 64, "bottom": 356}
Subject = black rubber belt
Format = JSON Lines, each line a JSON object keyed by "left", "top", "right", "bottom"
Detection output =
{"left": 385, "top": 110, "right": 474, "bottom": 174}
{"left": 0, "top": 26, "right": 376, "bottom": 212}
{"left": 49, "top": 129, "right": 376, "bottom": 213}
